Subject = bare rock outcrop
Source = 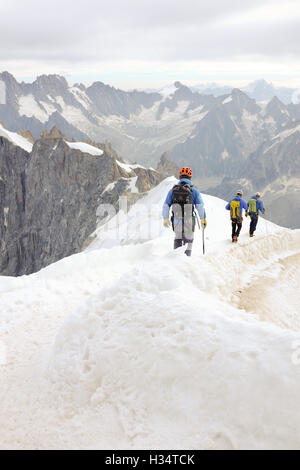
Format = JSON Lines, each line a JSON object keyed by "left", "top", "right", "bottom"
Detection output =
{"left": 156, "top": 152, "right": 180, "bottom": 178}
{"left": 0, "top": 131, "right": 163, "bottom": 276}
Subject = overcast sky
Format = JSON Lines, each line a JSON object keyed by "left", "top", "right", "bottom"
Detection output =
{"left": 0, "top": 0, "right": 299, "bottom": 88}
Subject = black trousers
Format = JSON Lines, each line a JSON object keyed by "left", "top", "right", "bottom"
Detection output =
{"left": 250, "top": 215, "right": 258, "bottom": 234}
{"left": 232, "top": 220, "right": 242, "bottom": 239}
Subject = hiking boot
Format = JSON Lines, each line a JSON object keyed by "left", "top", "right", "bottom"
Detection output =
{"left": 232, "top": 236, "right": 238, "bottom": 243}
{"left": 250, "top": 233, "right": 254, "bottom": 238}
{"left": 185, "top": 249, "right": 192, "bottom": 257}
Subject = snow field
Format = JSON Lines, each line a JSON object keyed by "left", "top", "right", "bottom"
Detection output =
{"left": 0, "top": 123, "right": 33, "bottom": 153}
{"left": 47, "top": 179, "right": 300, "bottom": 449}
{"left": 0, "top": 178, "right": 300, "bottom": 449}
{"left": 47, "top": 231, "right": 300, "bottom": 449}
{"left": 65, "top": 141, "right": 103, "bottom": 156}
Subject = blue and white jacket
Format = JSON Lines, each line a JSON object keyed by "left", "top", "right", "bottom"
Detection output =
{"left": 162, "top": 178, "right": 206, "bottom": 220}
{"left": 225, "top": 196, "right": 248, "bottom": 215}
{"left": 248, "top": 196, "right": 265, "bottom": 215}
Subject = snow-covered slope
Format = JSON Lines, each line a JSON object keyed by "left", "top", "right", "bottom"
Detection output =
{"left": 0, "top": 178, "right": 300, "bottom": 450}
{"left": 65, "top": 141, "right": 103, "bottom": 156}
{"left": 0, "top": 122, "right": 33, "bottom": 153}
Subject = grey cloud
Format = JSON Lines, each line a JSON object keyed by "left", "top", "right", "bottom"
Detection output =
{"left": 0, "top": 0, "right": 298, "bottom": 66}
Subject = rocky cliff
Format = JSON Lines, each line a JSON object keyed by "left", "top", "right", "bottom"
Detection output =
{"left": 156, "top": 152, "right": 180, "bottom": 178}
{"left": 0, "top": 138, "right": 30, "bottom": 275}
{"left": 0, "top": 127, "right": 162, "bottom": 276}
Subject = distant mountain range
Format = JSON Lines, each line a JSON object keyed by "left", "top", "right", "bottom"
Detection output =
{"left": 0, "top": 71, "right": 299, "bottom": 229}
{"left": 192, "top": 80, "right": 299, "bottom": 105}
{"left": 152, "top": 79, "right": 299, "bottom": 105}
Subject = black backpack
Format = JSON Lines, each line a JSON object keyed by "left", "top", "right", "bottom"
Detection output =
{"left": 172, "top": 183, "right": 193, "bottom": 220}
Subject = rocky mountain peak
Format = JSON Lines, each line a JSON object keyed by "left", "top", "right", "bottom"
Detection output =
{"left": 104, "top": 140, "right": 117, "bottom": 158}
{"left": 156, "top": 152, "right": 180, "bottom": 177}
{"left": 35, "top": 74, "right": 68, "bottom": 87}
{"left": 18, "top": 129, "right": 35, "bottom": 143}
{"left": 33, "top": 74, "right": 69, "bottom": 96}
{"left": 0, "top": 71, "right": 19, "bottom": 87}
{"left": 231, "top": 88, "right": 253, "bottom": 103}
{"left": 174, "top": 81, "right": 184, "bottom": 89}
{"left": 160, "top": 151, "right": 169, "bottom": 164}
{"left": 230, "top": 88, "right": 260, "bottom": 114}
{"left": 266, "top": 96, "right": 286, "bottom": 110}
{"left": 0, "top": 71, "right": 21, "bottom": 104}
{"left": 88, "top": 81, "right": 110, "bottom": 92}
{"left": 265, "top": 97, "right": 290, "bottom": 124}
{"left": 39, "top": 126, "right": 65, "bottom": 140}
{"left": 172, "top": 81, "right": 196, "bottom": 100}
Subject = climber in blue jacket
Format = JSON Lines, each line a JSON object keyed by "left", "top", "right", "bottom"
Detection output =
{"left": 225, "top": 190, "right": 248, "bottom": 243}
{"left": 246, "top": 193, "right": 266, "bottom": 237}
{"left": 162, "top": 167, "right": 206, "bottom": 256}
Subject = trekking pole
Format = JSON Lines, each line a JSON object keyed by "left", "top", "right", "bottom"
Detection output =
{"left": 195, "top": 213, "right": 205, "bottom": 255}
{"left": 195, "top": 212, "right": 201, "bottom": 231}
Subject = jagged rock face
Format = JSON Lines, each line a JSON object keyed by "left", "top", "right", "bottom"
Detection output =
{"left": 244, "top": 125, "right": 300, "bottom": 229}
{"left": 155, "top": 82, "right": 215, "bottom": 120}
{"left": 30, "top": 74, "right": 69, "bottom": 99}
{"left": 86, "top": 82, "right": 161, "bottom": 118}
{"left": 169, "top": 90, "right": 270, "bottom": 178}
{"left": 135, "top": 167, "right": 162, "bottom": 192}
{"left": 18, "top": 138, "right": 118, "bottom": 274}
{"left": 0, "top": 138, "right": 30, "bottom": 275}
{"left": 156, "top": 152, "right": 180, "bottom": 178}
{"left": 0, "top": 134, "right": 162, "bottom": 276}
{"left": 18, "top": 129, "right": 35, "bottom": 143}
{"left": 245, "top": 127, "right": 300, "bottom": 187}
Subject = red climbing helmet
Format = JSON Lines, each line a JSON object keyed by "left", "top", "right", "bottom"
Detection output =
{"left": 179, "top": 167, "right": 193, "bottom": 179}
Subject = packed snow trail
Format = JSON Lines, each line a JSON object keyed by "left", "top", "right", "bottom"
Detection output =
{"left": 0, "top": 178, "right": 300, "bottom": 449}
{"left": 238, "top": 252, "right": 300, "bottom": 331}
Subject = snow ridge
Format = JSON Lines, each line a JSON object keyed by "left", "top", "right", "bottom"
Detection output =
{"left": 0, "top": 123, "right": 33, "bottom": 153}
{"left": 66, "top": 141, "right": 103, "bottom": 156}
{"left": 0, "top": 178, "right": 300, "bottom": 450}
